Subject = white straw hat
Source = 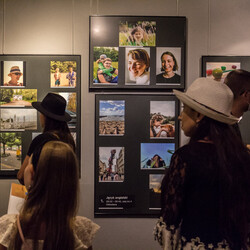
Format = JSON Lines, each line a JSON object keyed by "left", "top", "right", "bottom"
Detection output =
{"left": 173, "top": 77, "right": 239, "bottom": 125}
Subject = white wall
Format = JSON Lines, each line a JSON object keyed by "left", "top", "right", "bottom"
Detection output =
{"left": 1, "top": 0, "right": 250, "bottom": 249}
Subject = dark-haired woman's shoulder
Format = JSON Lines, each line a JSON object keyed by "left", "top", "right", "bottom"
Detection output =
{"left": 27, "top": 132, "right": 59, "bottom": 156}
{"left": 73, "top": 216, "right": 100, "bottom": 249}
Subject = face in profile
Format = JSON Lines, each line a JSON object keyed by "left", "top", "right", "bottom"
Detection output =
{"left": 161, "top": 54, "right": 175, "bottom": 74}
{"left": 128, "top": 54, "right": 147, "bottom": 79}
{"left": 178, "top": 105, "right": 197, "bottom": 137}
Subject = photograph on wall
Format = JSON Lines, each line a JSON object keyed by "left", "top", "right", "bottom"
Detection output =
{"left": 156, "top": 47, "right": 181, "bottom": 84}
{"left": 2, "top": 61, "right": 25, "bottom": 87}
{"left": 0, "top": 109, "right": 37, "bottom": 131}
{"left": 149, "top": 174, "right": 164, "bottom": 209}
{"left": 99, "top": 100, "right": 125, "bottom": 136}
{"left": 150, "top": 101, "right": 175, "bottom": 139}
{"left": 50, "top": 61, "right": 77, "bottom": 88}
{"left": 205, "top": 62, "right": 241, "bottom": 81}
{"left": 125, "top": 47, "right": 150, "bottom": 85}
{"left": 93, "top": 47, "right": 119, "bottom": 85}
{"left": 119, "top": 21, "right": 156, "bottom": 47}
{"left": 141, "top": 143, "right": 175, "bottom": 169}
{"left": 0, "top": 132, "right": 22, "bottom": 170}
{"left": 0, "top": 89, "right": 37, "bottom": 107}
{"left": 99, "top": 147, "right": 124, "bottom": 182}
{"left": 54, "top": 92, "right": 77, "bottom": 128}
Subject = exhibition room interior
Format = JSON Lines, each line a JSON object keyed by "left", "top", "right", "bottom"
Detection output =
{"left": 0, "top": 0, "right": 250, "bottom": 249}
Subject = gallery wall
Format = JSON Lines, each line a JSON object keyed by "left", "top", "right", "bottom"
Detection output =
{"left": 0, "top": 0, "right": 250, "bottom": 249}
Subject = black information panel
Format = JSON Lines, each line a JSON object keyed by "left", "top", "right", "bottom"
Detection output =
{"left": 89, "top": 16, "right": 186, "bottom": 91}
{"left": 0, "top": 55, "right": 81, "bottom": 178}
{"left": 202, "top": 56, "right": 250, "bottom": 145}
{"left": 95, "top": 94, "right": 179, "bottom": 217}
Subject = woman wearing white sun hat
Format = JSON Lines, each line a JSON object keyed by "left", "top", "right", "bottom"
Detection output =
{"left": 154, "top": 78, "right": 250, "bottom": 249}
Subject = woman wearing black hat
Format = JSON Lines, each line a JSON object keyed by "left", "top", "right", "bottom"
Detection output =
{"left": 17, "top": 93, "right": 75, "bottom": 184}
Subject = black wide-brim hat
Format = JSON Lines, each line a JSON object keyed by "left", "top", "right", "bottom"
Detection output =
{"left": 32, "top": 93, "right": 72, "bottom": 122}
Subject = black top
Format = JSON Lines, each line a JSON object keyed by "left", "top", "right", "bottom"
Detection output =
{"left": 161, "top": 142, "right": 228, "bottom": 247}
{"left": 27, "top": 133, "right": 56, "bottom": 156}
{"left": 156, "top": 73, "right": 181, "bottom": 83}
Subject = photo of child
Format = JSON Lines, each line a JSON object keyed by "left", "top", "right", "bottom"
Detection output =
{"left": 119, "top": 21, "right": 156, "bottom": 47}
{"left": 50, "top": 61, "right": 77, "bottom": 88}
{"left": 93, "top": 47, "right": 119, "bottom": 84}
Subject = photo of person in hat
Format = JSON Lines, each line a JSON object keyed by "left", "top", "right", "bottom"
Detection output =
{"left": 17, "top": 93, "right": 76, "bottom": 184}
{"left": 154, "top": 78, "right": 250, "bottom": 250}
{"left": 3, "top": 62, "right": 24, "bottom": 87}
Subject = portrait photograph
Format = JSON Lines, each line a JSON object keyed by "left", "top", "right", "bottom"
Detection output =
{"left": 0, "top": 109, "right": 37, "bottom": 131}
{"left": 99, "top": 100, "right": 125, "bottom": 136}
{"left": 3, "top": 61, "right": 25, "bottom": 87}
{"left": 93, "top": 47, "right": 119, "bottom": 85}
{"left": 141, "top": 143, "right": 175, "bottom": 169}
{"left": 119, "top": 21, "right": 156, "bottom": 47}
{"left": 149, "top": 174, "right": 164, "bottom": 209}
{"left": 50, "top": 61, "right": 77, "bottom": 88}
{"left": 125, "top": 47, "right": 150, "bottom": 85}
{"left": 205, "top": 62, "right": 241, "bottom": 81}
{"left": 156, "top": 47, "right": 181, "bottom": 85}
{"left": 0, "top": 89, "right": 37, "bottom": 107}
{"left": 99, "top": 147, "right": 124, "bottom": 182}
{"left": 0, "top": 132, "right": 22, "bottom": 170}
{"left": 150, "top": 101, "right": 175, "bottom": 139}
{"left": 54, "top": 92, "right": 77, "bottom": 128}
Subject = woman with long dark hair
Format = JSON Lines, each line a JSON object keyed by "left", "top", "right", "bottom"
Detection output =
{"left": 154, "top": 78, "right": 250, "bottom": 249}
{"left": 17, "top": 93, "right": 75, "bottom": 184}
{"left": 0, "top": 140, "right": 99, "bottom": 249}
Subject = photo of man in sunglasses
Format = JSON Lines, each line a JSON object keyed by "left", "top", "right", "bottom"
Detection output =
{"left": 4, "top": 65, "right": 23, "bottom": 86}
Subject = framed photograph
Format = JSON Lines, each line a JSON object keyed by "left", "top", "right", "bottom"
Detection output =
{"left": 150, "top": 101, "right": 175, "bottom": 139}
{"left": 89, "top": 16, "right": 186, "bottom": 91}
{"left": 99, "top": 147, "right": 125, "bottom": 182}
{"left": 141, "top": 143, "right": 175, "bottom": 169}
{"left": 201, "top": 56, "right": 248, "bottom": 81}
{"left": 149, "top": 174, "right": 164, "bottom": 210}
{"left": 0, "top": 132, "right": 22, "bottom": 171}
{"left": 1, "top": 61, "right": 26, "bottom": 87}
{"left": 93, "top": 47, "right": 119, "bottom": 85}
{"left": 0, "top": 55, "right": 81, "bottom": 178}
{"left": 99, "top": 100, "right": 125, "bottom": 136}
{"left": 0, "top": 109, "right": 37, "bottom": 131}
{"left": 0, "top": 89, "right": 37, "bottom": 107}
{"left": 50, "top": 61, "right": 77, "bottom": 88}
{"left": 95, "top": 94, "right": 179, "bottom": 217}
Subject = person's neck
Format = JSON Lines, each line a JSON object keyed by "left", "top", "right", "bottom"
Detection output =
{"left": 231, "top": 103, "right": 244, "bottom": 118}
{"left": 163, "top": 71, "right": 175, "bottom": 78}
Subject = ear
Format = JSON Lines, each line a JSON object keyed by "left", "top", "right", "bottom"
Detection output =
{"left": 195, "top": 112, "right": 204, "bottom": 123}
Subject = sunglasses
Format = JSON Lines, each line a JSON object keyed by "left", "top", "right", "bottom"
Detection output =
{"left": 13, "top": 73, "right": 21, "bottom": 75}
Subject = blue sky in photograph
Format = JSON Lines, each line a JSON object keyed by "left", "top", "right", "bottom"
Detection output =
{"left": 99, "top": 100, "right": 125, "bottom": 116}
{"left": 141, "top": 143, "right": 175, "bottom": 168}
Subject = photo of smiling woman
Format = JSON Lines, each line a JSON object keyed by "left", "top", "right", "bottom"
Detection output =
{"left": 156, "top": 47, "right": 181, "bottom": 84}
{"left": 125, "top": 47, "right": 150, "bottom": 85}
